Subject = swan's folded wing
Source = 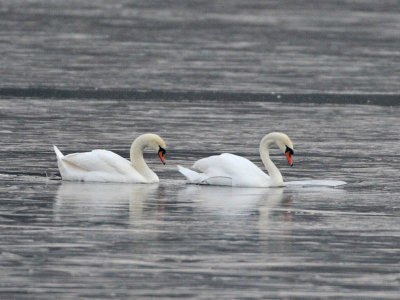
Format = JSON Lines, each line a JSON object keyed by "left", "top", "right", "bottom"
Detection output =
{"left": 192, "top": 154, "right": 223, "bottom": 173}
{"left": 193, "top": 153, "right": 268, "bottom": 178}
{"left": 62, "top": 150, "right": 136, "bottom": 175}
{"left": 191, "top": 153, "right": 270, "bottom": 187}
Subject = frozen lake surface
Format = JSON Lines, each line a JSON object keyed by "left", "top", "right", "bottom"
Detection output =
{"left": 1, "top": 97, "right": 399, "bottom": 299}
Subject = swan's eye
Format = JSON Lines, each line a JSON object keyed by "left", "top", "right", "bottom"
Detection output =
{"left": 285, "top": 145, "right": 294, "bottom": 155}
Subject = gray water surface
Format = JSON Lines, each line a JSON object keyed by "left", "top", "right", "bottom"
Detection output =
{"left": 1, "top": 0, "right": 400, "bottom": 298}
{"left": 1, "top": 0, "right": 399, "bottom": 93}
{"left": 1, "top": 98, "right": 399, "bottom": 299}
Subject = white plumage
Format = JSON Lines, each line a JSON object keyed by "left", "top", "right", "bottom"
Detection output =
{"left": 178, "top": 132, "right": 294, "bottom": 187}
{"left": 178, "top": 153, "right": 270, "bottom": 187}
{"left": 54, "top": 133, "right": 166, "bottom": 183}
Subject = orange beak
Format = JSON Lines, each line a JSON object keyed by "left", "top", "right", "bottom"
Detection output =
{"left": 286, "top": 151, "right": 293, "bottom": 167}
{"left": 158, "top": 148, "right": 166, "bottom": 165}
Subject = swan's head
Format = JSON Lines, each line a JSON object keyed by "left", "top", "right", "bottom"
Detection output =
{"left": 277, "top": 133, "right": 294, "bottom": 167}
{"left": 150, "top": 135, "right": 167, "bottom": 165}
{"left": 263, "top": 132, "right": 294, "bottom": 167}
{"left": 133, "top": 133, "right": 167, "bottom": 165}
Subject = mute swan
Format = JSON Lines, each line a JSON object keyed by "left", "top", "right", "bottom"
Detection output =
{"left": 177, "top": 132, "right": 293, "bottom": 187}
{"left": 54, "top": 133, "right": 166, "bottom": 183}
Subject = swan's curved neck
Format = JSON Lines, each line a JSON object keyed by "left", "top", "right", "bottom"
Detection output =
{"left": 130, "top": 137, "right": 158, "bottom": 181}
{"left": 259, "top": 136, "right": 283, "bottom": 186}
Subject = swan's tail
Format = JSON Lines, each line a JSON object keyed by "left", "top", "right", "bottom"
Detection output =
{"left": 53, "top": 145, "right": 66, "bottom": 180}
{"left": 53, "top": 145, "right": 64, "bottom": 160}
{"left": 177, "top": 165, "right": 202, "bottom": 183}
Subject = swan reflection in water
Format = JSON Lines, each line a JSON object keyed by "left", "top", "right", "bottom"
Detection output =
{"left": 55, "top": 182, "right": 292, "bottom": 230}
{"left": 177, "top": 185, "right": 293, "bottom": 241}
{"left": 54, "top": 181, "right": 344, "bottom": 242}
{"left": 176, "top": 184, "right": 346, "bottom": 242}
{"left": 54, "top": 182, "right": 162, "bottom": 225}
{"left": 178, "top": 185, "right": 285, "bottom": 215}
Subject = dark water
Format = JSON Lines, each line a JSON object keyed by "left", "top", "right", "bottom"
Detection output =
{"left": 1, "top": 0, "right": 400, "bottom": 299}
{"left": 0, "top": 0, "right": 399, "bottom": 93}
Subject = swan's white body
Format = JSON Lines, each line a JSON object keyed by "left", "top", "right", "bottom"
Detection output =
{"left": 178, "top": 153, "right": 271, "bottom": 187}
{"left": 178, "top": 132, "right": 294, "bottom": 188}
{"left": 54, "top": 133, "right": 166, "bottom": 183}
